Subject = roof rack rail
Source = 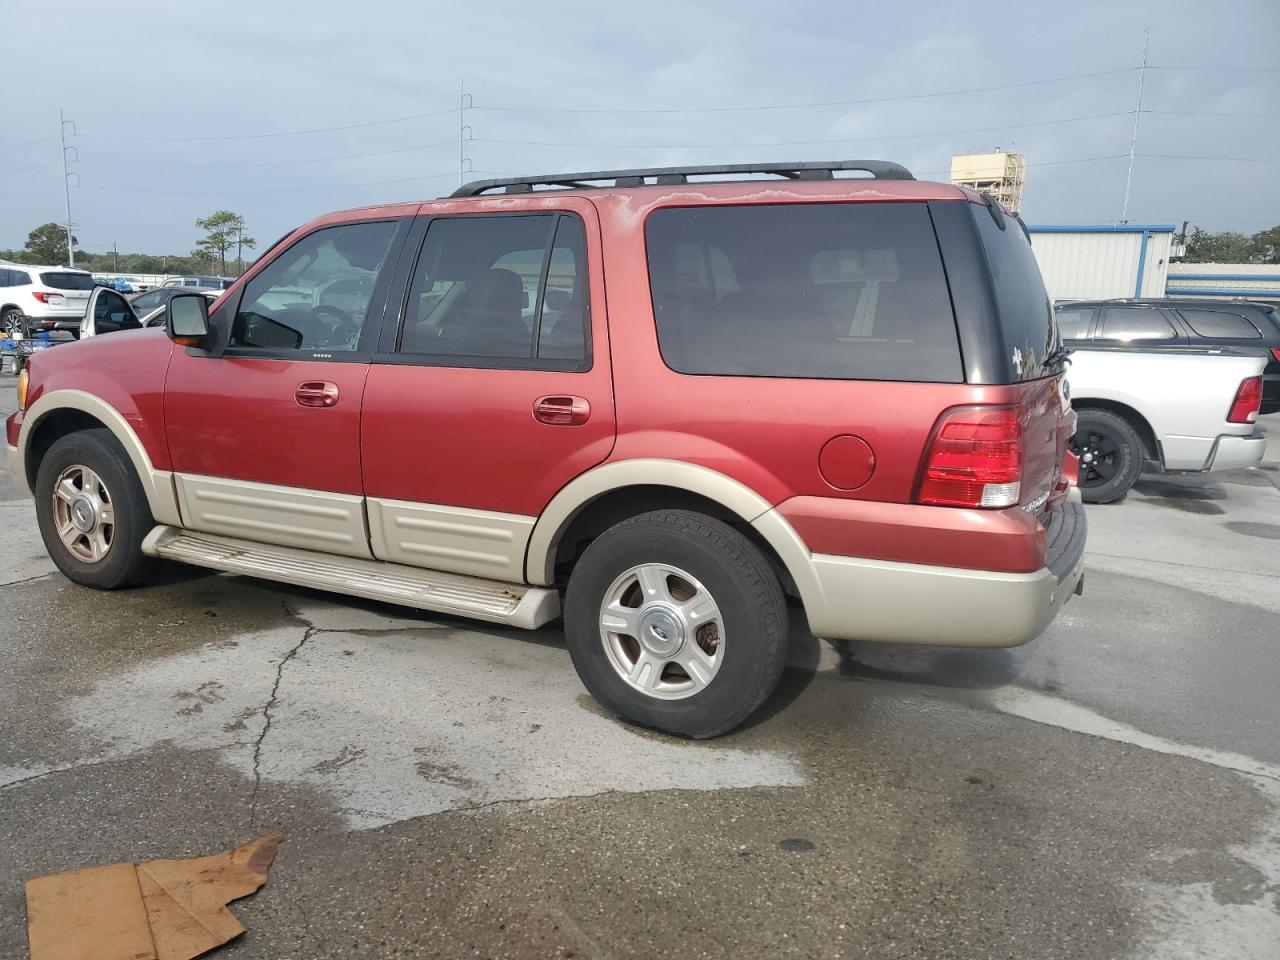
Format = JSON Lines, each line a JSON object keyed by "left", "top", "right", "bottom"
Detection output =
{"left": 449, "top": 160, "right": 914, "bottom": 198}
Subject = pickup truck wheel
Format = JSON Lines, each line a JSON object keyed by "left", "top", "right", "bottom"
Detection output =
{"left": 1071, "top": 410, "right": 1143, "bottom": 504}
{"left": 34, "top": 429, "right": 157, "bottom": 589}
{"left": 563, "top": 509, "right": 788, "bottom": 739}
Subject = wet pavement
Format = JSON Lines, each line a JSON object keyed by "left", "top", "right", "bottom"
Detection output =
{"left": 2, "top": 377, "right": 1278, "bottom": 960}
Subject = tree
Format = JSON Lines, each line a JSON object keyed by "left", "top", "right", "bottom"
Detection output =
{"left": 24, "top": 223, "right": 76, "bottom": 264}
{"left": 194, "top": 210, "right": 253, "bottom": 275}
{"left": 1250, "top": 225, "right": 1280, "bottom": 265}
{"left": 1182, "top": 228, "right": 1255, "bottom": 264}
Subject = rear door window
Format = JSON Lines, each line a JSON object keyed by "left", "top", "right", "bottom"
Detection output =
{"left": 1097, "top": 306, "right": 1179, "bottom": 342}
{"left": 645, "top": 202, "right": 961, "bottom": 381}
{"left": 1177, "top": 308, "right": 1262, "bottom": 340}
{"left": 397, "top": 213, "right": 590, "bottom": 368}
{"left": 40, "top": 272, "right": 94, "bottom": 291}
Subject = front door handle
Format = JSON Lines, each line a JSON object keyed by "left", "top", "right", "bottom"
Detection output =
{"left": 533, "top": 395, "right": 590, "bottom": 426}
{"left": 295, "top": 381, "right": 339, "bottom": 408}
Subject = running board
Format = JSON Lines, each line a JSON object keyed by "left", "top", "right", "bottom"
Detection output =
{"left": 141, "top": 525, "right": 559, "bottom": 629}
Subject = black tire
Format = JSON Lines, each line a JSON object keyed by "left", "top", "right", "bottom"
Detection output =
{"left": 34, "top": 428, "right": 158, "bottom": 589}
{"left": 563, "top": 509, "right": 788, "bottom": 739}
{"left": 2, "top": 307, "right": 24, "bottom": 338}
{"left": 1071, "top": 409, "right": 1144, "bottom": 504}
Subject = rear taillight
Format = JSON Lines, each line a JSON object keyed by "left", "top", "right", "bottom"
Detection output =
{"left": 917, "top": 405, "right": 1023, "bottom": 508}
{"left": 1270, "top": 347, "right": 1280, "bottom": 364}
{"left": 31, "top": 292, "right": 53, "bottom": 303}
{"left": 1227, "top": 376, "right": 1263, "bottom": 425}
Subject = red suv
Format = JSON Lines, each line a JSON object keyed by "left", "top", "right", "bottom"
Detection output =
{"left": 5, "top": 161, "right": 1085, "bottom": 738}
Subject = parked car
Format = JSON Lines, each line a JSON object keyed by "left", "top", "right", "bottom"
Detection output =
{"left": 1067, "top": 347, "right": 1266, "bottom": 503}
{"left": 161, "top": 276, "right": 235, "bottom": 292}
{"left": 0, "top": 265, "right": 94, "bottom": 337}
{"left": 5, "top": 161, "right": 1086, "bottom": 738}
{"left": 1056, "top": 298, "right": 1280, "bottom": 414}
{"left": 123, "top": 287, "right": 222, "bottom": 323}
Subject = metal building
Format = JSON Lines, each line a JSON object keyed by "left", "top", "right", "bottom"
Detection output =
{"left": 1027, "top": 225, "right": 1175, "bottom": 301}
{"left": 1165, "top": 263, "right": 1280, "bottom": 303}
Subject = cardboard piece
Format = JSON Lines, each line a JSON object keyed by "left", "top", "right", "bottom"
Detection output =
{"left": 26, "top": 834, "right": 282, "bottom": 960}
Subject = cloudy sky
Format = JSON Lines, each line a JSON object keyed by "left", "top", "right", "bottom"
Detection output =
{"left": 2, "top": 0, "right": 1276, "bottom": 258}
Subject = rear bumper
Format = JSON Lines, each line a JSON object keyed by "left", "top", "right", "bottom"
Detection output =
{"left": 802, "top": 488, "right": 1086, "bottom": 647}
{"left": 1206, "top": 432, "right": 1267, "bottom": 471}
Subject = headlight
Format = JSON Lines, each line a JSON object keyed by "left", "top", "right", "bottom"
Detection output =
{"left": 17, "top": 368, "right": 28, "bottom": 410}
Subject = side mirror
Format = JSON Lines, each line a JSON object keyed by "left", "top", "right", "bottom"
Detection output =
{"left": 166, "top": 293, "right": 211, "bottom": 346}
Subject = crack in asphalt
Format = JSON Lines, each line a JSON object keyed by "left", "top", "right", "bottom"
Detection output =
{"left": 0, "top": 572, "right": 54, "bottom": 588}
{"left": 0, "top": 742, "right": 250, "bottom": 792}
{"left": 250, "top": 618, "right": 315, "bottom": 828}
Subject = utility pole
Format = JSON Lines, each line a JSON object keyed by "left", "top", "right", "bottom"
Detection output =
{"left": 458, "top": 79, "right": 473, "bottom": 187}
{"left": 235, "top": 221, "right": 242, "bottom": 275}
{"left": 112, "top": 241, "right": 118, "bottom": 272}
{"left": 1120, "top": 29, "right": 1149, "bottom": 223}
{"left": 59, "top": 110, "right": 79, "bottom": 267}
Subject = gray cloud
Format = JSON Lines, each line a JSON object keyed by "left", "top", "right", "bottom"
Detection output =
{"left": 2, "top": 0, "right": 1276, "bottom": 256}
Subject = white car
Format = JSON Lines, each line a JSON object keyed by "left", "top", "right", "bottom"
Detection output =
{"left": 0, "top": 264, "right": 95, "bottom": 337}
{"left": 1067, "top": 347, "right": 1267, "bottom": 502}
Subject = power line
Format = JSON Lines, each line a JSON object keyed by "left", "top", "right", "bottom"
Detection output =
{"left": 473, "top": 67, "right": 1138, "bottom": 115}
{"left": 1142, "top": 109, "right": 1280, "bottom": 120}
{"left": 1147, "top": 64, "right": 1280, "bottom": 74}
{"left": 72, "top": 107, "right": 458, "bottom": 143}
{"left": 79, "top": 138, "right": 459, "bottom": 170}
{"left": 1139, "top": 153, "right": 1280, "bottom": 164}
{"left": 472, "top": 111, "right": 1135, "bottom": 151}
{"left": 75, "top": 170, "right": 495, "bottom": 197}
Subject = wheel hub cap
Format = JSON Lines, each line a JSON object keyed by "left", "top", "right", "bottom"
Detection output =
{"left": 639, "top": 608, "right": 684, "bottom": 657}
{"left": 71, "top": 496, "right": 97, "bottom": 532}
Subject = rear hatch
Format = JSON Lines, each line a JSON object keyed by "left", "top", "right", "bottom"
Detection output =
{"left": 38, "top": 271, "right": 94, "bottom": 315}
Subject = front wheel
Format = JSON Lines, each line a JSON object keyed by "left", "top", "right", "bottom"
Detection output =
{"left": 34, "top": 428, "right": 158, "bottom": 589}
{"left": 1071, "top": 409, "right": 1144, "bottom": 504}
{"left": 563, "top": 510, "right": 789, "bottom": 739}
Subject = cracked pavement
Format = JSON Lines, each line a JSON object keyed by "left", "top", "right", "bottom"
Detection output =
{"left": 2, "top": 378, "right": 1279, "bottom": 960}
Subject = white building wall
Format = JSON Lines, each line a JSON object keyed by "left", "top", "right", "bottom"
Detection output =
{"left": 1028, "top": 228, "right": 1173, "bottom": 301}
{"left": 1166, "top": 263, "right": 1280, "bottom": 299}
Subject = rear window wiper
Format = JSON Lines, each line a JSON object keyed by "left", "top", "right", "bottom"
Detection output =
{"left": 1045, "top": 344, "right": 1073, "bottom": 368}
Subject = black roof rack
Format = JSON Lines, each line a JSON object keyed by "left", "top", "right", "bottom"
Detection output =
{"left": 449, "top": 160, "right": 914, "bottom": 198}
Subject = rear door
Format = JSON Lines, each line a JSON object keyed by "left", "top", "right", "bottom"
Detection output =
{"left": 360, "top": 196, "right": 614, "bottom": 583}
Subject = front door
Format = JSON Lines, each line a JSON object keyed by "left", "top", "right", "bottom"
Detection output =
{"left": 360, "top": 199, "right": 615, "bottom": 582}
{"left": 163, "top": 215, "right": 410, "bottom": 558}
{"left": 81, "top": 288, "right": 141, "bottom": 338}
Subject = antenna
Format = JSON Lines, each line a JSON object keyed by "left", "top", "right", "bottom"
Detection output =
{"left": 59, "top": 109, "right": 78, "bottom": 267}
{"left": 1121, "top": 29, "right": 1149, "bottom": 223}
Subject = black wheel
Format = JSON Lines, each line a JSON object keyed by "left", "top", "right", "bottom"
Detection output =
{"left": 34, "top": 429, "right": 158, "bottom": 589}
{"left": 2, "top": 307, "right": 24, "bottom": 338}
{"left": 1070, "top": 409, "right": 1144, "bottom": 504}
{"left": 563, "top": 509, "right": 788, "bottom": 739}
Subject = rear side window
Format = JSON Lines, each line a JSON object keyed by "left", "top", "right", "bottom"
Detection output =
{"left": 398, "top": 213, "right": 589, "bottom": 368}
{"left": 970, "top": 207, "right": 1055, "bottom": 380}
{"left": 40, "top": 272, "right": 94, "bottom": 291}
{"left": 1098, "top": 306, "right": 1177, "bottom": 341}
{"left": 645, "top": 203, "right": 961, "bottom": 382}
{"left": 1055, "top": 306, "right": 1093, "bottom": 340}
{"left": 1178, "top": 308, "right": 1262, "bottom": 340}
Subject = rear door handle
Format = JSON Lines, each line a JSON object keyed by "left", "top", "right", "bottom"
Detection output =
{"left": 295, "top": 381, "right": 339, "bottom": 408}
{"left": 533, "top": 395, "right": 590, "bottom": 426}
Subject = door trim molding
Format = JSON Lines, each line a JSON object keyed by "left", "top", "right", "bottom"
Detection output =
{"left": 367, "top": 497, "right": 534, "bottom": 582}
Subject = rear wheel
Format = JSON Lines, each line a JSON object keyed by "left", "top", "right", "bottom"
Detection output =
{"left": 1071, "top": 409, "right": 1144, "bottom": 504}
{"left": 563, "top": 509, "right": 788, "bottom": 739}
{"left": 34, "top": 429, "right": 158, "bottom": 589}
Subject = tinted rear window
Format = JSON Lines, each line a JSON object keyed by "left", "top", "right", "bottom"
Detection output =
{"left": 1178, "top": 308, "right": 1262, "bottom": 340}
{"left": 1055, "top": 305, "right": 1093, "bottom": 340}
{"left": 645, "top": 203, "right": 962, "bottom": 382}
{"left": 1098, "top": 306, "right": 1177, "bottom": 341}
{"left": 971, "top": 206, "right": 1056, "bottom": 380}
{"left": 40, "top": 272, "right": 94, "bottom": 291}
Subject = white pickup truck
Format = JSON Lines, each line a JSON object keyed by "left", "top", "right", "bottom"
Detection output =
{"left": 1066, "top": 347, "right": 1268, "bottom": 503}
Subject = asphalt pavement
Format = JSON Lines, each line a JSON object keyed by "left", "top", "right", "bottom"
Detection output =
{"left": 1, "top": 375, "right": 1278, "bottom": 960}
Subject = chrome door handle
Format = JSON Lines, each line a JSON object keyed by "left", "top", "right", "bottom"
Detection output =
{"left": 295, "top": 381, "right": 339, "bottom": 408}
{"left": 533, "top": 395, "right": 590, "bottom": 426}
